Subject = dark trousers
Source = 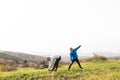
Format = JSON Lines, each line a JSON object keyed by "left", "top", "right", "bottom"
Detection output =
{"left": 52, "top": 56, "right": 61, "bottom": 71}
{"left": 68, "top": 59, "right": 83, "bottom": 70}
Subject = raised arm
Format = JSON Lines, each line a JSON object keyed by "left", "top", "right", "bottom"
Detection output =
{"left": 74, "top": 45, "right": 81, "bottom": 51}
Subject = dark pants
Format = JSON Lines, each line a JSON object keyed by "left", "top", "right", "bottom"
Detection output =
{"left": 52, "top": 56, "right": 61, "bottom": 71}
{"left": 68, "top": 59, "right": 83, "bottom": 70}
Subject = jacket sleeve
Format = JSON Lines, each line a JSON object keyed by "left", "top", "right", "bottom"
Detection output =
{"left": 70, "top": 54, "right": 73, "bottom": 61}
{"left": 48, "top": 58, "right": 53, "bottom": 69}
{"left": 74, "top": 45, "right": 81, "bottom": 51}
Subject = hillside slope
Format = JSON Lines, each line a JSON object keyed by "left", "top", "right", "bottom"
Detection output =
{"left": 2, "top": 51, "right": 46, "bottom": 63}
{"left": 0, "top": 52, "right": 21, "bottom": 61}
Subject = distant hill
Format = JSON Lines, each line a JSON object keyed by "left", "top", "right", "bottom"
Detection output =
{"left": 0, "top": 51, "right": 24, "bottom": 66}
{"left": 0, "top": 51, "right": 21, "bottom": 61}
{"left": 1, "top": 51, "right": 46, "bottom": 63}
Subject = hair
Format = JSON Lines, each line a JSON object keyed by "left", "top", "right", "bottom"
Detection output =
{"left": 70, "top": 47, "right": 73, "bottom": 51}
{"left": 47, "top": 57, "right": 51, "bottom": 61}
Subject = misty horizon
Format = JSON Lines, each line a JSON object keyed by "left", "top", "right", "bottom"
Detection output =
{"left": 0, "top": 0, "right": 120, "bottom": 56}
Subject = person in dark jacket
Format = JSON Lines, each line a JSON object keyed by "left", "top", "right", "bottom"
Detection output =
{"left": 68, "top": 45, "right": 83, "bottom": 70}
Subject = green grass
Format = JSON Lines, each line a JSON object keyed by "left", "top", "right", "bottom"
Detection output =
{"left": 0, "top": 60, "right": 120, "bottom": 80}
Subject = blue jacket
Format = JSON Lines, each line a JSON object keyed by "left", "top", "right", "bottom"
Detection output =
{"left": 70, "top": 45, "right": 81, "bottom": 61}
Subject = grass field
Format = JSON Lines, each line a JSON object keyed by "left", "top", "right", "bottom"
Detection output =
{"left": 0, "top": 60, "right": 120, "bottom": 80}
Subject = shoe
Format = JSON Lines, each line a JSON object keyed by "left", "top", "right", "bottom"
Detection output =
{"left": 81, "top": 67, "right": 83, "bottom": 69}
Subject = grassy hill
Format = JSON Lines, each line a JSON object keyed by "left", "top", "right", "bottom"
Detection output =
{"left": 0, "top": 52, "right": 23, "bottom": 65}
{"left": 0, "top": 50, "right": 47, "bottom": 69}
{"left": 0, "top": 60, "right": 120, "bottom": 80}
{"left": 0, "top": 51, "right": 46, "bottom": 63}
{"left": 0, "top": 52, "right": 20, "bottom": 61}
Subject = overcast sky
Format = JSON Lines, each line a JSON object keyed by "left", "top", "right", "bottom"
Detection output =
{"left": 0, "top": 0, "right": 120, "bottom": 56}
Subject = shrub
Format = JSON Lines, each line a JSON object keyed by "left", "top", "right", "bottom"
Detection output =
{"left": 0, "top": 65, "right": 2, "bottom": 71}
{"left": 0, "top": 65, "right": 17, "bottom": 72}
{"left": 40, "top": 60, "right": 48, "bottom": 68}
{"left": 81, "top": 52, "right": 107, "bottom": 62}
{"left": 92, "top": 53, "right": 107, "bottom": 62}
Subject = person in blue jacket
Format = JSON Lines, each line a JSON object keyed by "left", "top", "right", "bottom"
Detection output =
{"left": 68, "top": 45, "right": 83, "bottom": 70}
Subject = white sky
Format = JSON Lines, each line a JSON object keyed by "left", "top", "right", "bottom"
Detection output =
{"left": 0, "top": 0, "right": 120, "bottom": 56}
